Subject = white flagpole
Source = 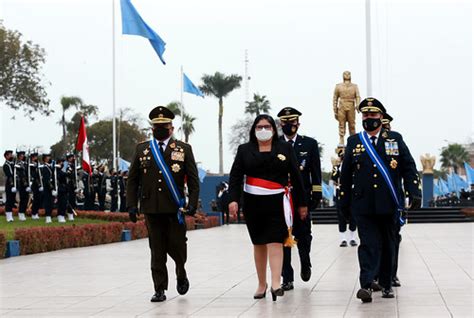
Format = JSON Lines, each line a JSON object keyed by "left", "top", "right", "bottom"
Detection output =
{"left": 366, "top": 0, "right": 373, "bottom": 97}
{"left": 112, "top": 0, "right": 117, "bottom": 170}
{"left": 180, "top": 65, "right": 184, "bottom": 140}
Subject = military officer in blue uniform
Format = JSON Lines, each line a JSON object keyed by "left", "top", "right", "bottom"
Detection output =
{"left": 339, "top": 98, "right": 421, "bottom": 302}
{"left": 277, "top": 107, "right": 322, "bottom": 291}
{"left": 127, "top": 106, "right": 200, "bottom": 303}
{"left": 29, "top": 152, "right": 42, "bottom": 220}
{"left": 3, "top": 150, "right": 16, "bottom": 222}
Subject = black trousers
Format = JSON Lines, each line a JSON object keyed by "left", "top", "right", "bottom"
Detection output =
{"left": 119, "top": 194, "right": 127, "bottom": 212}
{"left": 43, "top": 190, "right": 53, "bottom": 217}
{"left": 110, "top": 193, "right": 118, "bottom": 212}
{"left": 336, "top": 206, "right": 356, "bottom": 233}
{"left": 18, "top": 188, "right": 29, "bottom": 213}
{"left": 282, "top": 214, "right": 312, "bottom": 283}
{"left": 31, "top": 187, "right": 42, "bottom": 215}
{"left": 66, "top": 187, "right": 76, "bottom": 214}
{"left": 354, "top": 213, "right": 397, "bottom": 289}
{"left": 98, "top": 190, "right": 106, "bottom": 211}
{"left": 393, "top": 227, "right": 402, "bottom": 278}
{"left": 145, "top": 213, "right": 188, "bottom": 292}
{"left": 221, "top": 210, "right": 229, "bottom": 224}
{"left": 57, "top": 191, "right": 67, "bottom": 216}
{"left": 5, "top": 186, "right": 16, "bottom": 211}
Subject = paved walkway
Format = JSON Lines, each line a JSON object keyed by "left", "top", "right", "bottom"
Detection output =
{"left": 0, "top": 223, "right": 472, "bottom": 317}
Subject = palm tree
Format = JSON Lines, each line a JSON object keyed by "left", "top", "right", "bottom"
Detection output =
{"left": 245, "top": 93, "right": 271, "bottom": 116}
{"left": 440, "top": 143, "right": 469, "bottom": 173}
{"left": 200, "top": 72, "right": 242, "bottom": 174}
{"left": 60, "top": 96, "right": 83, "bottom": 143}
{"left": 180, "top": 112, "right": 197, "bottom": 143}
{"left": 166, "top": 101, "right": 182, "bottom": 117}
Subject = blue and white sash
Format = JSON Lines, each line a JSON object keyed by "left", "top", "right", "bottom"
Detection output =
{"left": 359, "top": 131, "right": 406, "bottom": 226}
{"left": 149, "top": 139, "right": 185, "bottom": 224}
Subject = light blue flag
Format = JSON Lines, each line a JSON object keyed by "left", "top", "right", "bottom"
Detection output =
{"left": 447, "top": 174, "right": 457, "bottom": 194}
{"left": 438, "top": 178, "right": 450, "bottom": 195}
{"left": 183, "top": 73, "right": 204, "bottom": 97}
{"left": 464, "top": 162, "right": 474, "bottom": 184}
{"left": 322, "top": 182, "right": 333, "bottom": 200}
{"left": 120, "top": 0, "right": 166, "bottom": 65}
{"left": 433, "top": 183, "right": 441, "bottom": 197}
{"left": 454, "top": 173, "right": 469, "bottom": 191}
{"left": 198, "top": 167, "right": 207, "bottom": 183}
{"left": 119, "top": 157, "right": 131, "bottom": 172}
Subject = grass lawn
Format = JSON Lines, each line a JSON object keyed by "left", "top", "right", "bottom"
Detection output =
{"left": 0, "top": 218, "right": 109, "bottom": 240}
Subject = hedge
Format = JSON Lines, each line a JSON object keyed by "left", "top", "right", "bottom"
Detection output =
{"left": 0, "top": 232, "right": 6, "bottom": 259}
{"left": 14, "top": 223, "right": 124, "bottom": 255}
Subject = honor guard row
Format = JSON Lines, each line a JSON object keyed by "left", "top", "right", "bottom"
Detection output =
{"left": 3, "top": 151, "right": 79, "bottom": 223}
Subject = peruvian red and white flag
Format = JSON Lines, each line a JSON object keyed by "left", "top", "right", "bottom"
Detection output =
{"left": 76, "top": 116, "right": 92, "bottom": 175}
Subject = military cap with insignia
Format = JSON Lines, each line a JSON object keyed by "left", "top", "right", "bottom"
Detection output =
{"left": 382, "top": 112, "right": 393, "bottom": 125}
{"left": 30, "top": 152, "right": 39, "bottom": 157}
{"left": 16, "top": 150, "right": 26, "bottom": 156}
{"left": 66, "top": 153, "right": 74, "bottom": 159}
{"left": 4, "top": 150, "right": 13, "bottom": 157}
{"left": 149, "top": 106, "right": 175, "bottom": 124}
{"left": 42, "top": 153, "right": 51, "bottom": 159}
{"left": 277, "top": 107, "right": 302, "bottom": 122}
{"left": 358, "top": 97, "right": 386, "bottom": 114}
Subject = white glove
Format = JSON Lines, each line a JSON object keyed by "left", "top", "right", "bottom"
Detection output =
{"left": 39, "top": 187, "right": 44, "bottom": 192}
{"left": 26, "top": 187, "right": 32, "bottom": 193}
{"left": 52, "top": 190, "right": 58, "bottom": 197}
{"left": 75, "top": 188, "right": 81, "bottom": 193}
{"left": 11, "top": 187, "right": 17, "bottom": 193}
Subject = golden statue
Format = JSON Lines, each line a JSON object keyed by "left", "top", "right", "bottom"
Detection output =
{"left": 420, "top": 153, "right": 436, "bottom": 174}
{"left": 333, "top": 71, "right": 360, "bottom": 145}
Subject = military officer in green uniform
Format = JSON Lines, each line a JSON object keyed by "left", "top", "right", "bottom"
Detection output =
{"left": 127, "top": 106, "right": 200, "bottom": 302}
{"left": 339, "top": 98, "right": 421, "bottom": 302}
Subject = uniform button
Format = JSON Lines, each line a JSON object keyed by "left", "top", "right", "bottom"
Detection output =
{"left": 374, "top": 174, "right": 378, "bottom": 178}
{"left": 158, "top": 179, "right": 162, "bottom": 182}
{"left": 158, "top": 188, "right": 162, "bottom": 192}
{"left": 373, "top": 164, "right": 377, "bottom": 168}
{"left": 373, "top": 184, "right": 378, "bottom": 189}
{"left": 341, "top": 192, "right": 344, "bottom": 196}
{"left": 159, "top": 171, "right": 162, "bottom": 174}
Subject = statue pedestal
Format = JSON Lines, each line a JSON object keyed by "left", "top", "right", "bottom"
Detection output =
{"left": 422, "top": 174, "right": 434, "bottom": 208}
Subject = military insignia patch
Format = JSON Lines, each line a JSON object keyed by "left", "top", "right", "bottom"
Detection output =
{"left": 390, "top": 158, "right": 398, "bottom": 169}
{"left": 171, "top": 151, "right": 185, "bottom": 162}
{"left": 385, "top": 141, "right": 399, "bottom": 156}
{"left": 382, "top": 131, "right": 388, "bottom": 139}
{"left": 277, "top": 154, "right": 286, "bottom": 161}
{"left": 171, "top": 163, "right": 181, "bottom": 173}
{"left": 299, "top": 152, "right": 308, "bottom": 156}
{"left": 143, "top": 148, "right": 150, "bottom": 155}
{"left": 170, "top": 143, "right": 176, "bottom": 149}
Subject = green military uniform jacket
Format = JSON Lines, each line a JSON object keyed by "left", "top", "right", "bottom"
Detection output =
{"left": 127, "top": 138, "right": 200, "bottom": 214}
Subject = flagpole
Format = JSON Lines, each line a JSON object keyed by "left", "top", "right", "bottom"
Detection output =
{"left": 180, "top": 65, "right": 184, "bottom": 141}
{"left": 112, "top": 0, "right": 117, "bottom": 170}
{"left": 366, "top": 0, "right": 373, "bottom": 97}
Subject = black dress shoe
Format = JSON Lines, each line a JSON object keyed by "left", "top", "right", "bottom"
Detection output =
{"left": 340, "top": 240, "right": 348, "bottom": 247}
{"left": 382, "top": 288, "right": 395, "bottom": 298}
{"left": 151, "top": 290, "right": 166, "bottom": 302}
{"left": 177, "top": 277, "right": 190, "bottom": 295}
{"left": 370, "top": 281, "right": 382, "bottom": 291}
{"left": 356, "top": 288, "right": 372, "bottom": 303}
{"left": 281, "top": 281, "right": 294, "bottom": 291}
{"left": 392, "top": 276, "right": 401, "bottom": 287}
{"left": 301, "top": 267, "right": 311, "bottom": 282}
{"left": 350, "top": 240, "right": 358, "bottom": 247}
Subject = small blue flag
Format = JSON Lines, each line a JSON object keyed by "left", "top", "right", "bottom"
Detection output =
{"left": 183, "top": 73, "right": 204, "bottom": 97}
{"left": 120, "top": 0, "right": 166, "bottom": 65}
{"left": 433, "top": 183, "right": 441, "bottom": 197}
{"left": 454, "top": 173, "right": 469, "bottom": 191}
{"left": 119, "top": 157, "right": 131, "bottom": 172}
{"left": 198, "top": 167, "right": 207, "bottom": 183}
{"left": 464, "top": 162, "right": 474, "bottom": 184}
{"left": 438, "top": 178, "right": 450, "bottom": 195}
{"left": 322, "top": 182, "right": 333, "bottom": 200}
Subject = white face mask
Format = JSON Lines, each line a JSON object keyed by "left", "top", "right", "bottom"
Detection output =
{"left": 255, "top": 128, "right": 273, "bottom": 141}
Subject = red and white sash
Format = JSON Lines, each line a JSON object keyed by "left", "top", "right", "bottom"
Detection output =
{"left": 244, "top": 176, "right": 293, "bottom": 229}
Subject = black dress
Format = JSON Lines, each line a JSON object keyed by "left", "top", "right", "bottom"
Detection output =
{"left": 229, "top": 140, "right": 306, "bottom": 245}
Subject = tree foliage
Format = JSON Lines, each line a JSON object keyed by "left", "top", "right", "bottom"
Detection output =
{"left": 245, "top": 93, "right": 271, "bottom": 116}
{"left": 440, "top": 143, "right": 469, "bottom": 173}
{"left": 0, "top": 22, "right": 51, "bottom": 118}
{"left": 200, "top": 72, "right": 242, "bottom": 174}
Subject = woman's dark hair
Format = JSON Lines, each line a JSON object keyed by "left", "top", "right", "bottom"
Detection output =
{"left": 249, "top": 114, "right": 279, "bottom": 144}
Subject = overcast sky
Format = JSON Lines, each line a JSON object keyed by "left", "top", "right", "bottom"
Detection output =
{"left": 0, "top": 0, "right": 472, "bottom": 173}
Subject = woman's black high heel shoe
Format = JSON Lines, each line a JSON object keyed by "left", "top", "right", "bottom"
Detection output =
{"left": 270, "top": 287, "right": 284, "bottom": 301}
{"left": 253, "top": 284, "right": 267, "bottom": 299}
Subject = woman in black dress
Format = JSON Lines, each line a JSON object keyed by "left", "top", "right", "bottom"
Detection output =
{"left": 228, "top": 114, "right": 307, "bottom": 301}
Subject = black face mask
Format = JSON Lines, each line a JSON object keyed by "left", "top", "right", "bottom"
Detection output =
{"left": 153, "top": 126, "right": 171, "bottom": 140}
{"left": 363, "top": 118, "right": 381, "bottom": 132}
{"left": 282, "top": 124, "right": 298, "bottom": 136}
